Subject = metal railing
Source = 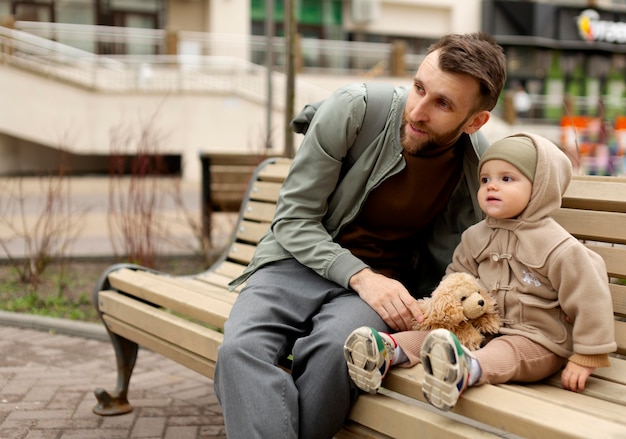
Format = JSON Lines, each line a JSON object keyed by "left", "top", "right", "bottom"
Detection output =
{"left": 10, "top": 21, "right": 423, "bottom": 77}
{"left": 0, "top": 21, "right": 423, "bottom": 109}
{"left": 0, "top": 24, "right": 332, "bottom": 110}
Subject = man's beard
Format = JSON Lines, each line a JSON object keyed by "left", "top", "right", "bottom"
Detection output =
{"left": 400, "top": 113, "right": 470, "bottom": 155}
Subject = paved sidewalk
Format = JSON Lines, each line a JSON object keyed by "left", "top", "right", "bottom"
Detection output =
{"left": 0, "top": 322, "right": 226, "bottom": 439}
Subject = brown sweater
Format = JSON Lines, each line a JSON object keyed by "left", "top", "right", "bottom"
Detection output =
{"left": 336, "top": 142, "right": 463, "bottom": 290}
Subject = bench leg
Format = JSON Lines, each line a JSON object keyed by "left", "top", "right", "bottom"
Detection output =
{"left": 93, "top": 330, "right": 137, "bottom": 415}
{"left": 92, "top": 264, "right": 149, "bottom": 416}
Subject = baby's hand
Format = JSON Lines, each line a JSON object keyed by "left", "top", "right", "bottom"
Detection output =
{"left": 561, "top": 361, "right": 594, "bottom": 392}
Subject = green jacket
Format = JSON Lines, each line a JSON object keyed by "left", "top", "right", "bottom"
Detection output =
{"left": 230, "top": 83, "right": 488, "bottom": 296}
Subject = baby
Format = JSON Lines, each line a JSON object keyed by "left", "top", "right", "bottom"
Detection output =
{"left": 344, "top": 133, "right": 617, "bottom": 410}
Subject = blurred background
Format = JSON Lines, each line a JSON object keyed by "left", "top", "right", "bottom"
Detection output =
{"left": 2, "top": 0, "right": 626, "bottom": 181}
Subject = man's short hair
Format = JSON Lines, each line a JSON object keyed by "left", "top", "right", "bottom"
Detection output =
{"left": 428, "top": 32, "right": 507, "bottom": 112}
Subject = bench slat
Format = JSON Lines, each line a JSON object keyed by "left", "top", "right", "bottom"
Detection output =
{"left": 552, "top": 209, "right": 626, "bottom": 244}
{"left": 203, "top": 153, "right": 266, "bottom": 166}
{"left": 227, "top": 242, "right": 257, "bottom": 265}
{"left": 242, "top": 200, "right": 277, "bottom": 223}
{"left": 249, "top": 181, "right": 282, "bottom": 202}
{"left": 384, "top": 367, "right": 626, "bottom": 439}
{"left": 611, "top": 282, "right": 626, "bottom": 315}
{"left": 211, "top": 165, "right": 257, "bottom": 176}
{"left": 562, "top": 178, "right": 626, "bottom": 213}
{"left": 348, "top": 393, "right": 503, "bottom": 439}
{"left": 505, "top": 380, "right": 626, "bottom": 423}
{"left": 589, "top": 356, "right": 626, "bottom": 385}
{"left": 99, "top": 290, "right": 223, "bottom": 361}
{"left": 585, "top": 245, "right": 626, "bottom": 280}
{"left": 235, "top": 219, "right": 270, "bottom": 244}
{"left": 196, "top": 272, "right": 245, "bottom": 292}
{"left": 257, "top": 160, "right": 291, "bottom": 182}
{"left": 158, "top": 276, "right": 238, "bottom": 305}
{"left": 610, "top": 283, "right": 626, "bottom": 317}
{"left": 615, "top": 320, "right": 626, "bottom": 356}
{"left": 555, "top": 374, "right": 626, "bottom": 407}
{"left": 210, "top": 261, "right": 247, "bottom": 279}
{"left": 107, "top": 269, "right": 232, "bottom": 328}
{"left": 102, "top": 314, "right": 218, "bottom": 378}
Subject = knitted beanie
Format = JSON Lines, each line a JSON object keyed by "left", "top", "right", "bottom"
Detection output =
{"left": 479, "top": 136, "right": 537, "bottom": 182}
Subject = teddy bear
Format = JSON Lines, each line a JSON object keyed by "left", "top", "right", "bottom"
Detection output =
{"left": 412, "top": 272, "right": 501, "bottom": 350}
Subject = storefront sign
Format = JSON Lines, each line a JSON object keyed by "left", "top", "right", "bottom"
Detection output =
{"left": 577, "top": 9, "right": 626, "bottom": 44}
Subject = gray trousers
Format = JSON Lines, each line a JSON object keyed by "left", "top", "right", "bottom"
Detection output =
{"left": 214, "top": 259, "right": 389, "bottom": 439}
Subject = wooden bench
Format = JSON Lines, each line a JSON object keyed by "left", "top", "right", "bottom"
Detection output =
{"left": 92, "top": 158, "right": 626, "bottom": 438}
{"left": 199, "top": 152, "right": 267, "bottom": 237}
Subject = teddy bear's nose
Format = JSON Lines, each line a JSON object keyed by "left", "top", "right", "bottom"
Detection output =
{"left": 478, "top": 300, "right": 485, "bottom": 307}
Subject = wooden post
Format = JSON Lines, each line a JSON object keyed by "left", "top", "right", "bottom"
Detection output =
{"left": 1, "top": 16, "right": 16, "bottom": 58}
{"left": 284, "top": 0, "right": 297, "bottom": 158}
{"left": 199, "top": 154, "right": 213, "bottom": 243}
{"left": 503, "top": 90, "right": 516, "bottom": 125}
{"left": 165, "top": 30, "right": 178, "bottom": 56}
{"left": 265, "top": 0, "right": 274, "bottom": 149}
{"left": 390, "top": 40, "right": 406, "bottom": 77}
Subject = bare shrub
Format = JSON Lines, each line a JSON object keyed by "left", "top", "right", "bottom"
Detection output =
{"left": 107, "top": 114, "right": 169, "bottom": 268}
{"left": 107, "top": 109, "right": 276, "bottom": 269}
{"left": 0, "top": 152, "right": 87, "bottom": 292}
{"left": 164, "top": 178, "right": 212, "bottom": 265}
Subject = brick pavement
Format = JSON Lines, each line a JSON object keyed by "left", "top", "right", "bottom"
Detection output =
{"left": 0, "top": 325, "right": 226, "bottom": 439}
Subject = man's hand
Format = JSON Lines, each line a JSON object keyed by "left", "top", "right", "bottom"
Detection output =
{"left": 349, "top": 268, "right": 423, "bottom": 331}
{"left": 561, "top": 361, "right": 594, "bottom": 392}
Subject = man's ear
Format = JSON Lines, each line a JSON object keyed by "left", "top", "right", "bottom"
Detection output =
{"left": 464, "top": 110, "right": 490, "bottom": 135}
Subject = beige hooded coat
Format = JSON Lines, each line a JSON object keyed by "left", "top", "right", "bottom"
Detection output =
{"left": 447, "top": 133, "right": 616, "bottom": 366}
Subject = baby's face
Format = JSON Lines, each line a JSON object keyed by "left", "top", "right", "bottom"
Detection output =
{"left": 478, "top": 159, "right": 533, "bottom": 219}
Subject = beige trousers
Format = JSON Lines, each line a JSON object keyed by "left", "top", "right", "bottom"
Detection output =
{"left": 392, "top": 331, "right": 566, "bottom": 386}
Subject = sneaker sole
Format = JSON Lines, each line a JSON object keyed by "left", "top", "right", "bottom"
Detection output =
{"left": 343, "top": 328, "right": 384, "bottom": 394}
{"left": 421, "top": 330, "right": 466, "bottom": 411}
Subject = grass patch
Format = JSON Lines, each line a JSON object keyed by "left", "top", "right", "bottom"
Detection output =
{"left": 0, "top": 263, "right": 101, "bottom": 322}
{"left": 0, "top": 256, "right": 208, "bottom": 323}
{"left": 2, "top": 291, "right": 98, "bottom": 321}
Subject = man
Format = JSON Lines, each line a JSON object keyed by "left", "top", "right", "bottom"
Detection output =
{"left": 214, "top": 32, "right": 507, "bottom": 438}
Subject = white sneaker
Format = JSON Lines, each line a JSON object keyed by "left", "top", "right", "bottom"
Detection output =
{"left": 343, "top": 327, "right": 395, "bottom": 394}
{"left": 421, "top": 328, "right": 473, "bottom": 411}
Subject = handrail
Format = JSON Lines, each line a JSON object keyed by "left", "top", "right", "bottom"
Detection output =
{"left": 11, "top": 21, "right": 422, "bottom": 76}
{"left": 0, "top": 24, "right": 330, "bottom": 108}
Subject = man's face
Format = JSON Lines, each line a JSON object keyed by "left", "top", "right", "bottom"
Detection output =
{"left": 401, "top": 50, "right": 489, "bottom": 155}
